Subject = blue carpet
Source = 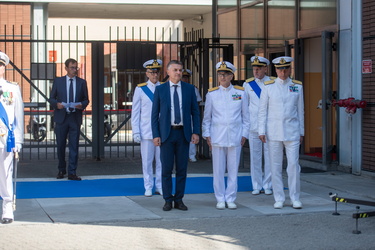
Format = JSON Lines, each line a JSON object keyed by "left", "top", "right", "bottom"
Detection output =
{"left": 17, "top": 176, "right": 253, "bottom": 199}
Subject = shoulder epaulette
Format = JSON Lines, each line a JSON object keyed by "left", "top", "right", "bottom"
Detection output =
{"left": 7, "top": 80, "right": 18, "bottom": 85}
{"left": 264, "top": 80, "right": 275, "bottom": 85}
{"left": 208, "top": 86, "right": 219, "bottom": 92}
{"left": 245, "top": 77, "right": 255, "bottom": 83}
{"left": 292, "top": 79, "right": 302, "bottom": 85}
{"left": 233, "top": 85, "right": 244, "bottom": 91}
{"left": 270, "top": 76, "right": 276, "bottom": 80}
{"left": 137, "top": 82, "right": 147, "bottom": 87}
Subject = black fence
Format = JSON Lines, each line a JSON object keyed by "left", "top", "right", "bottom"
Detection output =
{"left": 1, "top": 25, "right": 214, "bottom": 161}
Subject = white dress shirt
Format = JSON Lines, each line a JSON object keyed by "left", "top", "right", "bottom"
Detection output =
{"left": 169, "top": 81, "right": 183, "bottom": 126}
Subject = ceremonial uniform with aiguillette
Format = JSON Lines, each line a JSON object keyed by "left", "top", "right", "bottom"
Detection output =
{"left": 244, "top": 56, "right": 273, "bottom": 196}
{"left": 131, "top": 59, "right": 163, "bottom": 197}
{"left": 0, "top": 52, "right": 24, "bottom": 224}
{"left": 258, "top": 56, "right": 304, "bottom": 209}
{"left": 202, "top": 61, "right": 250, "bottom": 209}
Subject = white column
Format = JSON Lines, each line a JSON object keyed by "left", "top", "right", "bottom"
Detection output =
{"left": 351, "top": 0, "right": 362, "bottom": 175}
{"left": 338, "top": 0, "right": 362, "bottom": 174}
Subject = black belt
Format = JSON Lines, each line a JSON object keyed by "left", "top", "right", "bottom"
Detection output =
{"left": 171, "top": 126, "right": 183, "bottom": 130}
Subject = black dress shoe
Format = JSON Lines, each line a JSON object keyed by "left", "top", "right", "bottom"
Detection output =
{"left": 56, "top": 171, "right": 66, "bottom": 179}
{"left": 163, "top": 201, "right": 173, "bottom": 211}
{"left": 174, "top": 201, "right": 188, "bottom": 211}
{"left": 68, "top": 174, "right": 82, "bottom": 181}
{"left": 1, "top": 218, "right": 13, "bottom": 224}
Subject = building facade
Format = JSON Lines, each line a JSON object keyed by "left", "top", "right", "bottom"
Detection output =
{"left": 0, "top": 0, "right": 373, "bottom": 174}
{"left": 215, "top": 0, "right": 372, "bottom": 174}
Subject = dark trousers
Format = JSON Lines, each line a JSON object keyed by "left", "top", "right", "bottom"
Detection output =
{"left": 55, "top": 113, "right": 81, "bottom": 175}
{"left": 160, "top": 128, "right": 189, "bottom": 202}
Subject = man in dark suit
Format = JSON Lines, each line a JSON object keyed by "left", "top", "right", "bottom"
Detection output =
{"left": 49, "top": 58, "right": 89, "bottom": 181}
{"left": 151, "top": 60, "right": 200, "bottom": 211}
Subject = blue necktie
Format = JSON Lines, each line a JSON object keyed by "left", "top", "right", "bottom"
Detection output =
{"left": 173, "top": 85, "right": 181, "bottom": 124}
{"left": 69, "top": 79, "right": 74, "bottom": 112}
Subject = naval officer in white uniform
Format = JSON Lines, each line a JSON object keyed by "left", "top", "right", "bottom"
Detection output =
{"left": 244, "top": 56, "right": 273, "bottom": 196}
{"left": 181, "top": 69, "right": 202, "bottom": 163}
{"left": 0, "top": 51, "right": 24, "bottom": 224}
{"left": 131, "top": 59, "right": 163, "bottom": 197}
{"left": 202, "top": 61, "right": 250, "bottom": 210}
{"left": 258, "top": 56, "right": 304, "bottom": 209}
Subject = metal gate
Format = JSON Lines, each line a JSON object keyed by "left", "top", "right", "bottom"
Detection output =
{"left": 1, "top": 25, "right": 234, "bottom": 162}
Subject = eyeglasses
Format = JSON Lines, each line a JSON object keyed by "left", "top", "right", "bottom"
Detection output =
{"left": 146, "top": 71, "right": 160, "bottom": 75}
{"left": 218, "top": 73, "right": 231, "bottom": 78}
{"left": 69, "top": 67, "right": 80, "bottom": 70}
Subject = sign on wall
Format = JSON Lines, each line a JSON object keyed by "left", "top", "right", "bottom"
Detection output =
{"left": 362, "top": 59, "right": 372, "bottom": 74}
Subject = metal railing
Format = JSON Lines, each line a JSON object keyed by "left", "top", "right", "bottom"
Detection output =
{"left": 1, "top": 25, "right": 206, "bottom": 160}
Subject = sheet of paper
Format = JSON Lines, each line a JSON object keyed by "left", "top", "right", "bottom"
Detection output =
{"left": 61, "top": 102, "right": 81, "bottom": 109}
{"left": 69, "top": 102, "right": 81, "bottom": 108}
{"left": 61, "top": 102, "right": 69, "bottom": 108}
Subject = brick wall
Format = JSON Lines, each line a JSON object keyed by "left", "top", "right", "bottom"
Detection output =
{"left": 0, "top": 2, "right": 31, "bottom": 102}
{"left": 362, "top": 0, "right": 375, "bottom": 171}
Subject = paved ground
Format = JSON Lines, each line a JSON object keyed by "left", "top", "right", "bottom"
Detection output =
{"left": 0, "top": 155, "right": 375, "bottom": 249}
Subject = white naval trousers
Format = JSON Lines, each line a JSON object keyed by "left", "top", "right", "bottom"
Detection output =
{"left": 0, "top": 149, "right": 14, "bottom": 219}
{"left": 249, "top": 131, "right": 272, "bottom": 190}
{"left": 268, "top": 140, "right": 301, "bottom": 203}
{"left": 140, "top": 139, "right": 162, "bottom": 191}
{"left": 212, "top": 146, "right": 241, "bottom": 203}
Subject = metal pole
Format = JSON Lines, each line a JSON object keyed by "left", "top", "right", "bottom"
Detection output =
{"left": 91, "top": 42, "right": 105, "bottom": 160}
{"left": 322, "top": 31, "right": 333, "bottom": 170}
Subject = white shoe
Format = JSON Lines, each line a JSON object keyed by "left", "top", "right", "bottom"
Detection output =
{"left": 252, "top": 189, "right": 260, "bottom": 195}
{"left": 155, "top": 189, "right": 163, "bottom": 195}
{"left": 274, "top": 201, "right": 284, "bottom": 209}
{"left": 264, "top": 189, "right": 273, "bottom": 195}
{"left": 227, "top": 202, "right": 237, "bottom": 209}
{"left": 144, "top": 189, "right": 152, "bottom": 197}
{"left": 216, "top": 202, "right": 225, "bottom": 210}
{"left": 189, "top": 156, "right": 197, "bottom": 162}
{"left": 292, "top": 200, "right": 303, "bottom": 209}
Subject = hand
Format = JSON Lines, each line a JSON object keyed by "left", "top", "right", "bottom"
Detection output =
{"left": 13, "top": 143, "right": 22, "bottom": 153}
{"left": 259, "top": 135, "right": 266, "bottom": 143}
{"left": 241, "top": 137, "right": 247, "bottom": 146}
{"left": 57, "top": 103, "right": 64, "bottom": 109}
{"left": 191, "top": 134, "right": 199, "bottom": 145}
{"left": 133, "top": 134, "right": 141, "bottom": 143}
{"left": 153, "top": 137, "right": 161, "bottom": 147}
{"left": 74, "top": 104, "right": 83, "bottom": 109}
{"left": 206, "top": 136, "right": 212, "bottom": 150}
{"left": 300, "top": 136, "right": 304, "bottom": 144}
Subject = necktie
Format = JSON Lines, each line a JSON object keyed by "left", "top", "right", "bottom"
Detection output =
{"left": 173, "top": 85, "right": 181, "bottom": 124}
{"left": 69, "top": 79, "right": 74, "bottom": 112}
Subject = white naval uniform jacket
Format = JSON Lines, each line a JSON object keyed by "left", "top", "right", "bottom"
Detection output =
{"left": 0, "top": 79, "right": 24, "bottom": 149}
{"left": 131, "top": 80, "right": 160, "bottom": 140}
{"left": 258, "top": 77, "right": 304, "bottom": 141}
{"left": 244, "top": 75, "right": 272, "bottom": 133}
{"left": 202, "top": 84, "right": 250, "bottom": 147}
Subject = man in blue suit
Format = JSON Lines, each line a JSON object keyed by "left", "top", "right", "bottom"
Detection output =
{"left": 49, "top": 58, "right": 89, "bottom": 181}
{"left": 151, "top": 60, "right": 200, "bottom": 211}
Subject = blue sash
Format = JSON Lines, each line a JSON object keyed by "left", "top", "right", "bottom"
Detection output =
{"left": 249, "top": 80, "right": 261, "bottom": 98}
{"left": 0, "top": 102, "right": 15, "bottom": 152}
{"left": 141, "top": 85, "right": 154, "bottom": 102}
